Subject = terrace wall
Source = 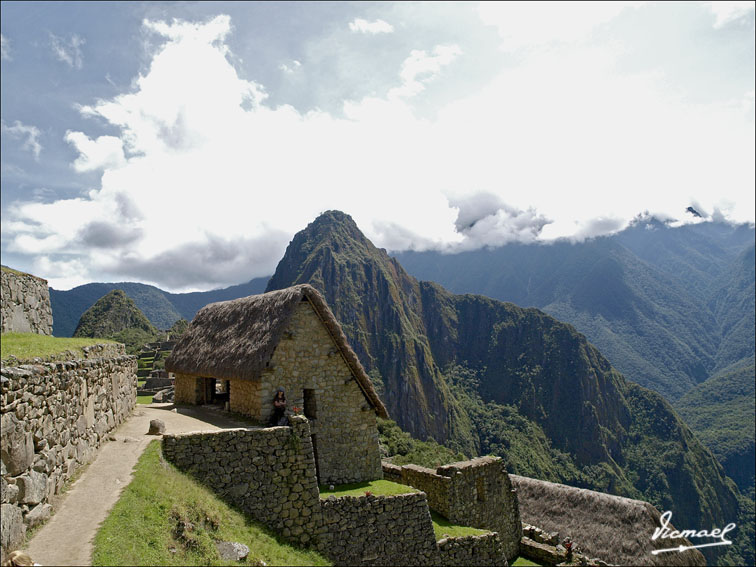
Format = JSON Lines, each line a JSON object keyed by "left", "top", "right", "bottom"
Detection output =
{"left": 1, "top": 345, "right": 137, "bottom": 561}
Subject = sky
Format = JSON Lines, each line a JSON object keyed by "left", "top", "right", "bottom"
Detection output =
{"left": 1, "top": 1, "right": 754, "bottom": 292}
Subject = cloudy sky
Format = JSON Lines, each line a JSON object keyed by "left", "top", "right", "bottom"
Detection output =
{"left": 1, "top": 1, "right": 754, "bottom": 291}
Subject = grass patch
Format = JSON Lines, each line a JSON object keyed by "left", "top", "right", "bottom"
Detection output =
{"left": 430, "top": 511, "right": 490, "bottom": 540}
{"left": 512, "top": 557, "right": 541, "bottom": 566}
{"left": 137, "top": 395, "right": 153, "bottom": 405}
{"left": 318, "top": 479, "right": 418, "bottom": 499}
{"left": 1, "top": 332, "right": 116, "bottom": 362}
{"left": 93, "top": 441, "right": 329, "bottom": 566}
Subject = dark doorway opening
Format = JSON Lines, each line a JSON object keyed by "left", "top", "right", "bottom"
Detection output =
{"left": 304, "top": 388, "right": 317, "bottom": 419}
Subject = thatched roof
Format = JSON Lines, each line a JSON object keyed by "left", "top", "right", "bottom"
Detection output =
{"left": 166, "top": 284, "right": 388, "bottom": 418}
{"left": 511, "top": 475, "right": 706, "bottom": 567}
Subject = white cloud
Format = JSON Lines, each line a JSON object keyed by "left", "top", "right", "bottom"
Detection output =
{"left": 4, "top": 12, "right": 753, "bottom": 291}
{"left": 705, "top": 1, "right": 755, "bottom": 28}
{"left": 64, "top": 131, "right": 126, "bottom": 172}
{"left": 279, "top": 59, "right": 302, "bottom": 74}
{"left": 478, "top": 1, "right": 644, "bottom": 49}
{"left": 1, "top": 34, "right": 10, "bottom": 60}
{"left": 1, "top": 120, "right": 42, "bottom": 159}
{"left": 348, "top": 18, "right": 394, "bottom": 34}
{"left": 49, "top": 33, "right": 85, "bottom": 69}
{"left": 388, "top": 44, "right": 462, "bottom": 99}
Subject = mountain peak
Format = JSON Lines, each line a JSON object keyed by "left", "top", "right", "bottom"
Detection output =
{"left": 73, "top": 288, "right": 156, "bottom": 338}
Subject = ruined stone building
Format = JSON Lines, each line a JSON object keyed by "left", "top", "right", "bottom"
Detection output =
{"left": 166, "top": 284, "right": 388, "bottom": 485}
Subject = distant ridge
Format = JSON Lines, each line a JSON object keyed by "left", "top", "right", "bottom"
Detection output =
{"left": 50, "top": 277, "right": 270, "bottom": 337}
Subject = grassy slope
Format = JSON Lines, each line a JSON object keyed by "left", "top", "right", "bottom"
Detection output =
{"left": 93, "top": 441, "right": 329, "bottom": 566}
{"left": 1, "top": 332, "right": 116, "bottom": 361}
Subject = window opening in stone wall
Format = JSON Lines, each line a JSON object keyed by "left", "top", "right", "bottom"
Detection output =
{"left": 476, "top": 476, "right": 486, "bottom": 502}
{"left": 304, "top": 388, "right": 317, "bottom": 420}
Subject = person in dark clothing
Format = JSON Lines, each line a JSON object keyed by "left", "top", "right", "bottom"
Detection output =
{"left": 271, "top": 387, "right": 287, "bottom": 426}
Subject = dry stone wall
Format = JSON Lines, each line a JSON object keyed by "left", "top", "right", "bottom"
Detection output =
{"left": 436, "top": 533, "right": 506, "bottom": 566}
{"left": 163, "top": 416, "right": 508, "bottom": 566}
{"left": 1, "top": 268, "right": 53, "bottom": 335}
{"left": 318, "top": 492, "right": 439, "bottom": 566}
{"left": 382, "top": 456, "right": 522, "bottom": 561}
{"left": 161, "top": 415, "right": 324, "bottom": 547}
{"left": 1, "top": 345, "right": 137, "bottom": 560}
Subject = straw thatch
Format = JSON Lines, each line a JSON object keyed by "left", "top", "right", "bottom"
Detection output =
{"left": 166, "top": 284, "right": 388, "bottom": 418}
{"left": 511, "top": 475, "right": 707, "bottom": 566}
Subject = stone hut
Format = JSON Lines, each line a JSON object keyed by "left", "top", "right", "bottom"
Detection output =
{"left": 166, "top": 284, "right": 388, "bottom": 485}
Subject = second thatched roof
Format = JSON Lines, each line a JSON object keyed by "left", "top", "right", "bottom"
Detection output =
{"left": 511, "top": 475, "right": 707, "bottom": 566}
{"left": 166, "top": 284, "right": 388, "bottom": 418}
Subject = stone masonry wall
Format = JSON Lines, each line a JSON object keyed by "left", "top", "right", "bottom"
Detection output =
{"left": 318, "top": 492, "right": 508, "bottom": 566}
{"left": 385, "top": 462, "right": 451, "bottom": 517}
{"left": 161, "top": 415, "right": 323, "bottom": 547}
{"left": 1, "top": 268, "right": 53, "bottom": 335}
{"left": 1, "top": 345, "right": 137, "bottom": 561}
{"left": 173, "top": 372, "right": 201, "bottom": 405}
{"left": 259, "top": 300, "right": 382, "bottom": 484}
{"left": 318, "top": 492, "right": 439, "bottom": 566}
{"left": 382, "top": 456, "right": 522, "bottom": 562}
{"left": 162, "top": 416, "right": 508, "bottom": 566}
{"left": 436, "top": 533, "right": 506, "bottom": 566}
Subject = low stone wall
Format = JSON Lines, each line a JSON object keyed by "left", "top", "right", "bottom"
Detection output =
{"left": 161, "top": 415, "right": 323, "bottom": 547}
{"left": 1, "top": 268, "right": 53, "bottom": 335}
{"left": 318, "top": 492, "right": 438, "bottom": 566}
{"left": 437, "top": 533, "right": 506, "bottom": 566}
{"left": 382, "top": 456, "right": 521, "bottom": 561}
{"left": 1, "top": 346, "right": 137, "bottom": 560}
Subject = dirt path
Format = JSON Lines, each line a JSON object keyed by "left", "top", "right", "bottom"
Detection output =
{"left": 23, "top": 404, "right": 252, "bottom": 566}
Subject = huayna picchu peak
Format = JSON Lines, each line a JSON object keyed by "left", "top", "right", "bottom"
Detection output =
{"left": 265, "top": 210, "right": 742, "bottom": 563}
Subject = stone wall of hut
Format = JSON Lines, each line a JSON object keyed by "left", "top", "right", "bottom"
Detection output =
{"left": 258, "top": 299, "right": 382, "bottom": 484}
{"left": 0, "top": 344, "right": 136, "bottom": 561}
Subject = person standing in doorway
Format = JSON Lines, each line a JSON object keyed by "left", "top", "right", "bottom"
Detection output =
{"left": 271, "top": 387, "right": 287, "bottom": 426}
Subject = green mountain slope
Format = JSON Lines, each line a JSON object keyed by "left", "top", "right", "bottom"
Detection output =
{"left": 265, "top": 211, "right": 741, "bottom": 559}
{"left": 394, "top": 221, "right": 754, "bottom": 402}
{"left": 73, "top": 289, "right": 157, "bottom": 338}
{"left": 675, "top": 357, "right": 755, "bottom": 492}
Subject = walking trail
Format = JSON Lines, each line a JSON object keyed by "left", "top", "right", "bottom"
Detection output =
{"left": 23, "top": 404, "right": 251, "bottom": 566}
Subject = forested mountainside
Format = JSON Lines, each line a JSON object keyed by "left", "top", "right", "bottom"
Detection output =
{"left": 265, "top": 211, "right": 741, "bottom": 561}
{"left": 73, "top": 289, "right": 156, "bottom": 338}
{"left": 49, "top": 277, "right": 269, "bottom": 337}
{"left": 393, "top": 220, "right": 755, "bottom": 402}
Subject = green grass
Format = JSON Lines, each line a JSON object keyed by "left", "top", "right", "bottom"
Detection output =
{"left": 430, "top": 511, "right": 490, "bottom": 540}
{"left": 318, "top": 479, "right": 418, "bottom": 499}
{"left": 93, "top": 441, "right": 330, "bottom": 566}
{"left": 1, "top": 332, "right": 116, "bottom": 362}
{"left": 512, "top": 557, "right": 541, "bottom": 566}
{"left": 137, "top": 395, "right": 153, "bottom": 405}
